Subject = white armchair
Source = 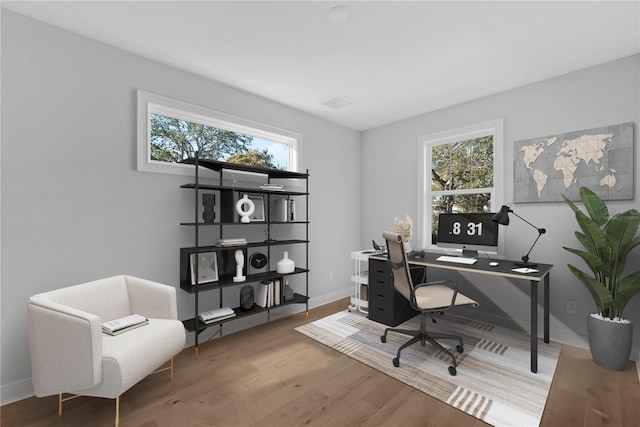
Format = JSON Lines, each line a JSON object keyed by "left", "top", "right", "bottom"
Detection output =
{"left": 27, "top": 275, "right": 186, "bottom": 426}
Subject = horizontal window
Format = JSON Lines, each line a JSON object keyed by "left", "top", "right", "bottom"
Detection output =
{"left": 137, "top": 90, "right": 302, "bottom": 177}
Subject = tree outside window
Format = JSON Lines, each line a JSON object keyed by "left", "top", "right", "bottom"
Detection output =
{"left": 418, "top": 120, "right": 503, "bottom": 249}
{"left": 150, "top": 113, "right": 286, "bottom": 170}
{"left": 137, "top": 90, "right": 300, "bottom": 175}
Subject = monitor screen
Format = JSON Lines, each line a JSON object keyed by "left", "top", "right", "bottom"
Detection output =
{"left": 436, "top": 212, "right": 499, "bottom": 255}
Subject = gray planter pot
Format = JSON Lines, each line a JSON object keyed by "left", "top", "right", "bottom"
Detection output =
{"left": 587, "top": 314, "right": 633, "bottom": 371}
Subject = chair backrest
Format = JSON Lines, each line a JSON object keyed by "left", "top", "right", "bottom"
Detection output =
{"left": 382, "top": 231, "right": 415, "bottom": 306}
{"left": 33, "top": 275, "right": 132, "bottom": 321}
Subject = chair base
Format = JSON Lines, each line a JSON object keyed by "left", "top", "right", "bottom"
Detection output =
{"left": 381, "top": 314, "right": 463, "bottom": 376}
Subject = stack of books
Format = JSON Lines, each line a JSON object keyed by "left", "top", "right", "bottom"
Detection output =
{"left": 271, "top": 199, "right": 297, "bottom": 222}
{"left": 256, "top": 279, "right": 282, "bottom": 308}
{"left": 198, "top": 307, "right": 236, "bottom": 324}
{"left": 102, "top": 314, "right": 149, "bottom": 336}
{"left": 215, "top": 238, "right": 247, "bottom": 247}
{"left": 260, "top": 183, "right": 284, "bottom": 191}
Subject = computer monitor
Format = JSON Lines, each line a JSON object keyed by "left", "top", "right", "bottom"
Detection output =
{"left": 436, "top": 212, "right": 499, "bottom": 257}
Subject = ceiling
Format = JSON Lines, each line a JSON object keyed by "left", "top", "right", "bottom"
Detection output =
{"left": 3, "top": 1, "right": 639, "bottom": 131}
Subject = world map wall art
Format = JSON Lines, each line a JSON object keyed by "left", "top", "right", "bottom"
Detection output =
{"left": 513, "top": 122, "right": 634, "bottom": 203}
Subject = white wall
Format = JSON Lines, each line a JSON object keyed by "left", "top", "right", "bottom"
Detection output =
{"left": 0, "top": 10, "right": 361, "bottom": 404}
{"left": 361, "top": 54, "right": 640, "bottom": 357}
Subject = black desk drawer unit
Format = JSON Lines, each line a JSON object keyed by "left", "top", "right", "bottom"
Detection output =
{"left": 368, "top": 259, "right": 419, "bottom": 326}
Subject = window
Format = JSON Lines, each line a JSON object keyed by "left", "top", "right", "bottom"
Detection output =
{"left": 417, "top": 119, "right": 504, "bottom": 251}
{"left": 137, "top": 90, "right": 302, "bottom": 176}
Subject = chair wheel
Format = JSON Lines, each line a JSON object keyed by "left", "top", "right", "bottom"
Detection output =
{"left": 456, "top": 345, "right": 464, "bottom": 353}
{"left": 381, "top": 336, "right": 386, "bottom": 343}
{"left": 393, "top": 358, "right": 400, "bottom": 367}
{"left": 448, "top": 366, "right": 457, "bottom": 376}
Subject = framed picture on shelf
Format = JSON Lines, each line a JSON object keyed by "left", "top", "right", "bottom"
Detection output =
{"left": 190, "top": 251, "right": 219, "bottom": 285}
{"left": 248, "top": 195, "right": 265, "bottom": 221}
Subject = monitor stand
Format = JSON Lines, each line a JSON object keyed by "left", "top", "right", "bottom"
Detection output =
{"left": 462, "top": 249, "right": 478, "bottom": 258}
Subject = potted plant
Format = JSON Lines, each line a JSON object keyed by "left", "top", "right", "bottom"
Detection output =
{"left": 562, "top": 186, "right": 640, "bottom": 370}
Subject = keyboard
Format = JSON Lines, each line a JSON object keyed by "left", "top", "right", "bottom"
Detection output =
{"left": 436, "top": 255, "right": 477, "bottom": 265}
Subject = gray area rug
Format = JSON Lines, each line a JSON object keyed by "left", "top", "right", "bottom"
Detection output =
{"left": 295, "top": 310, "right": 561, "bottom": 426}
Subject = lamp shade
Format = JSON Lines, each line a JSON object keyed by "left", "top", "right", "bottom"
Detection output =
{"left": 492, "top": 205, "right": 512, "bottom": 225}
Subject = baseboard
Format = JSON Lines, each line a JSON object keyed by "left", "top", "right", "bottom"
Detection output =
{"left": 1, "top": 377, "right": 34, "bottom": 406}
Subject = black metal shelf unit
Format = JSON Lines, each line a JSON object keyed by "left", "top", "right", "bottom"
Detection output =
{"left": 180, "top": 156, "right": 310, "bottom": 353}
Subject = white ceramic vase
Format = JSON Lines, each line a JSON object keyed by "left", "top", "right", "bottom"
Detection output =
{"left": 276, "top": 251, "right": 295, "bottom": 274}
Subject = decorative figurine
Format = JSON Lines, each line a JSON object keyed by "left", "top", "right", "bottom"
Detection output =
{"left": 236, "top": 194, "right": 255, "bottom": 223}
{"left": 233, "top": 249, "right": 246, "bottom": 282}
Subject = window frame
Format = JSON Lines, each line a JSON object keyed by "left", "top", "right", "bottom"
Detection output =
{"left": 136, "top": 90, "right": 303, "bottom": 178}
{"left": 416, "top": 119, "right": 504, "bottom": 254}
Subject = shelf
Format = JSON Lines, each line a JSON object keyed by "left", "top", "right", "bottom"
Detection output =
{"left": 180, "top": 240, "right": 309, "bottom": 251}
{"left": 351, "top": 271, "right": 369, "bottom": 285}
{"left": 180, "top": 156, "right": 309, "bottom": 351}
{"left": 180, "top": 183, "right": 309, "bottom": 196}
{"left": 182, "top": 158, "right": 309, "bottom": 179}
{"left": 180, "top": 267, "right": 309, "bottom": 294}
{"left": 182, "top": 293, "right": 308, "bottom": 332}
{"left": 180, "top": 221, "right": 309, "bottom": 226}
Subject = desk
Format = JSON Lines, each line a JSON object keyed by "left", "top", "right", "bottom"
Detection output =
{"left": 369, "top": 253, "right": 553, "bottom": 373}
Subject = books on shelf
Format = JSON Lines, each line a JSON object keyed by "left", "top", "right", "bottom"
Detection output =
{"left": 215, "top": 238, "right": 247, "bottom": 247}
{"left": 198, "top": 307, "right": 236, "bottom": 324}
{"left": 256, "top": 279, "right": 282, "bottom": 308}
{"left": 271, "top": 199, "right": 296, "bottom": 222}
{"left": 102, "top": 314, "right": 149, "bottom": 336}
{"left": 260, "top": 183, "right": 284, "bottom": 191}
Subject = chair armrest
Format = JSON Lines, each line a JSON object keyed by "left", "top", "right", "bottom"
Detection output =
{"left": 27, "top": 297, "right": 103, "bottom": 397}
{"left": 124, "top": 276, "right": 178, "bottom": 320}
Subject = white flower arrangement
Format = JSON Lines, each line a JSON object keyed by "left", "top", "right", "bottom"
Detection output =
{"left": 393, "top": 215, "right": 413, "bottom": 242}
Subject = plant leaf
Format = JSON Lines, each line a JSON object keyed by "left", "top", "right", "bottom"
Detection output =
{"left": 575, "top": 211, "right": 608, "bottom": 256}
{"left": 580, "top": 187, "right": 608, "bottom": 226}
{"left": 567, "top": 264, "right": 613, "bottom": 312}
{"left": 562, "top": 246, "right": 603, "bottom": 274}
{"left": 562, "top": 193, "right": 580, "bottom": 214}
{"left": 613, "top": 271, "right": 640, "bottom": 314}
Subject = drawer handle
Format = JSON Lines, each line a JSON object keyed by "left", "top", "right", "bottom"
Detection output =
{"left": 376, "top": 294, "right": 385, "bottom": 297}
{"left": 376, "top": 307, "right": 385, "bottom": 311}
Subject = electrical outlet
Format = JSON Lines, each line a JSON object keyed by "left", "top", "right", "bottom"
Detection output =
{"left": 566, "top": 299, "right": 577, "bottom": 314}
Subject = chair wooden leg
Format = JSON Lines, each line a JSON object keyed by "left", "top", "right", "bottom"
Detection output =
{"left": 58, "top": 393, "right": 81, "bottom": 417}
{"left": 115, "top": 396, "right": 120, "bottom": 427}
{"left": 151, "top": 357, "right": 175, "bottom": 382}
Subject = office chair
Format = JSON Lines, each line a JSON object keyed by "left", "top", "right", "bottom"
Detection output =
{"left": 380, "top": 231, "right": 478, "bottom": 376}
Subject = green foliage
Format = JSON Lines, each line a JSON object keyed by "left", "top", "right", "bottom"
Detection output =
{"left": 150, "top": 114, "right": 253, "bottom": 163}
{"left": 430, "top": 136, "right": 493, "bottom": 236}
{"left": 563, "top": 187, "right": 640, "bottom": 319}
{"left": 227, "top": 150, "right": 279, "bottom": 169}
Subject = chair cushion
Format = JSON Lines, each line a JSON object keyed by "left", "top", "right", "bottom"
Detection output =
{"left": 414, "top": 284, "right": 478, "bottom": 310}
{"left": 75, "top": 318, "right": 185, "bottom": 398}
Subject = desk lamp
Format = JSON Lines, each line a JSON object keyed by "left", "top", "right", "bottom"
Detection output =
{"left": 492, "top": 205, "right": 546, "bottom": 268}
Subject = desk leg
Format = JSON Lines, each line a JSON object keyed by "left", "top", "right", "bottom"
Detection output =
{"left": 544, "top": 274, "right": 550, "bottom": 343}
{"left": 531, "top": 280, "right": 538, "bottom": 373}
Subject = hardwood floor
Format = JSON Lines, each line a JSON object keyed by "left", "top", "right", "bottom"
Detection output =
{"left": 2, "top": 298, "right": 639, "bottom": 426}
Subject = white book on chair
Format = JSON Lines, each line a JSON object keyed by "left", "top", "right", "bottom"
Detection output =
{"left": 102, "top": 314, "right": 149, "bottom": 335}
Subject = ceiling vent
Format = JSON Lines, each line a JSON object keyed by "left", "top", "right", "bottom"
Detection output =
{"left": 322, "top": 94, "right": 354, "bottom": 110}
